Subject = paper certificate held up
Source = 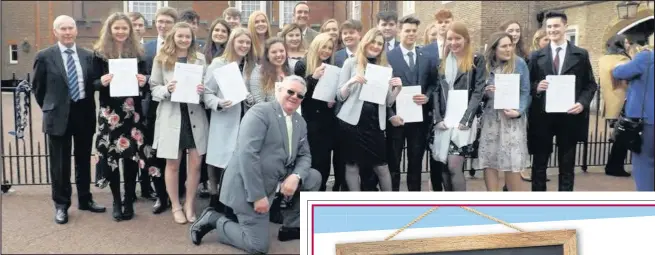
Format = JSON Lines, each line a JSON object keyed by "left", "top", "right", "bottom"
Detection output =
{"left": 108, "top": 58, "right": 139, "bottom": 97}
{"left": 444, "top": 90, "right": 468, "bottom": 128}
{"left": 395, "top": 85, "right": 423, "bottom": 123}
{"left": 312, "top": 64, "right": 341, "bottom": 102}
{"left": 359, "top": 64, "right": 392, "bottom": 105}
{"left": 172, "top": 62, "right": 204, "bottom": 104}
{"left": 546, "top": 75, "right": 576, "bottom": 113}
{"left": 493, "top": 73, "right": 520, "bottom": 109}
{"left": 213, "top": 62, "right": 248, "bottom": 104}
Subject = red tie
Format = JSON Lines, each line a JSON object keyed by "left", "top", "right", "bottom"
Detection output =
{"left": 553, "top": 47, "right": 562, "bottom": 74}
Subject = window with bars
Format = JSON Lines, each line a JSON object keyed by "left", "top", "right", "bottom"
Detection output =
{"left": 9, "top": 44, "right": 18, "bottom": 64}
{"left": 379, "top": 1, "right": 397, "bottom": 12}
{"left": 125, "top": 1, "right": 167, "bottom": 27}
{"left": 402, "top": 1, "right": 415, "bottom": 16}
{"left": 279, "top": 1, "right": 299, "bottom": 28}
{"left": 235, "top": 1, "right": 267, "bottom": 22}
{"left": 349, "top": 1, "right": 361, "bottom": 20}
{"left": 566, "top": 26, "right": 578, "bottom": 46}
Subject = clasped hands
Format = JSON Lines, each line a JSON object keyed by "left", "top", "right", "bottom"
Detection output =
{"left": 253, "top": 174, "right": 300, "bottom": 214}
{"left": 100, "top": 73, "right": 147, "bottom": 87}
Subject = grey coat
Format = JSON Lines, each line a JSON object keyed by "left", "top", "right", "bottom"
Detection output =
{"left": 220, "top": 101, "right": 312, "bottom": 213}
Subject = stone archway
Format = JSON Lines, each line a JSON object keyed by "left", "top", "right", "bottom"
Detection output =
{"left": 602, "top": 9, "right": 655, "bottom": 45}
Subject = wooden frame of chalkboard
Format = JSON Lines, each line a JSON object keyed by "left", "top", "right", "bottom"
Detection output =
{"left": 335, "top": 229, "right": 577, "bottom": 255}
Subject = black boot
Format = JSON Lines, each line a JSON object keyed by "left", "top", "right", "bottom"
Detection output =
{"left": 112, "top": 202, "right": 123, "bottom": 222}
{"left": 606, "top": 142, "right": 631, "bottom": 177}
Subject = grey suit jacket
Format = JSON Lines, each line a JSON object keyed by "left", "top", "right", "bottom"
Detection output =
{"left": 304, "top": 27, "right": 319, "bottom": 46}
{"left": 220, "top": 101, "right": 312, "bottom": 213}
{"left": 31, "top": 44, "right": 97, "bottom": 136}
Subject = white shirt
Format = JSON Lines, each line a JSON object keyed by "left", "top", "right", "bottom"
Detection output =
{"left": 345, "top": 47, "right": 355, "bottom": 58}
{"left": 550, "top": 40, "right": 568, "bottom": 75}
{"left": 156, "top": 36, "right": 165, "bottom": 52}
{"left": 58, "top": 42, "right": 85, "bottom": 100}
{"left": 386, "top": 38, "right": 396, "bottom": 51}
{"left": 140, "top": 38, "right": 144, "bottom": 45}
{"left": 400, "top": 44, "right": 417, "bottom": 68}
{"left": 437, "top": 39, "right": 445, "bottom": 59}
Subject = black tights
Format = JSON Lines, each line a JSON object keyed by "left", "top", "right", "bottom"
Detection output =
{"left": 106, "top": 159, "right": 138, "bottom": 204}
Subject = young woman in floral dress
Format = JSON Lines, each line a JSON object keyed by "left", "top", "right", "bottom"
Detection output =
{"left": 92, "top": 12, "right": 156, "bottom": 221}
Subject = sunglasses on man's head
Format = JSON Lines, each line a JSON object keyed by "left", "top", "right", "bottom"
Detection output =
{"left": 286, "top": 89, "right": 305, "bottom": 99}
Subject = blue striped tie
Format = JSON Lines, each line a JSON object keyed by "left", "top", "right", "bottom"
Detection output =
{"left": 64, "top": 49, "right": 80, "bottom": 102}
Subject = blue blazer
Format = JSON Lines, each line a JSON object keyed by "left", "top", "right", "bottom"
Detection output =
{"left": 386, "top": 46, "right": 439, "bottom": 121}
{"left": 421, "top": 42, "right": 441, "bottom": 68}
{"left": 333, "top": 48, "right": 349, "bottom": 68}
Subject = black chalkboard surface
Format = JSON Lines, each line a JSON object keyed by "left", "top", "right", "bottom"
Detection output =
{"left": 406, "top": 245, "right": 564, "bottom": 255}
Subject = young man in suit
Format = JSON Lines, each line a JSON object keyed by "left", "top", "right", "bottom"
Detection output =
{"left": 293, "top": 2, "right": 319, "bottom": 45}
{"left": 377, "top": 11, "right": 400, "bottom": 53}
{"left": 333, "top": 19, "right": 362, "bottom": 68}
{"left": 189, "top": 76, "right": 321, "bottom": 253}
{"left": 527, "top": 11, "right": 598, "bottom": 191}
{"left": 32, "top": 15, "right": 106, "bottom": 224}
{"left": 386, "top": 15, "right": 438, "bottom": 191}
{"left": 143, "top": 7, "right": 178, "bottom": 214}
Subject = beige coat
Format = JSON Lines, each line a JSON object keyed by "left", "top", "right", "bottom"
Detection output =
{"left": 149, "top": 54, "right": 209, "bottom": 159}
{"left": 599, "top": 54, "right": 630, "bottom": 119}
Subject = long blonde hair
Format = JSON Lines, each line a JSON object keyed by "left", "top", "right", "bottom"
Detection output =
{"left": 305, "top": 33, "right": 335, "bottom": 77}
{"left": 247, "top": 11, "right": 271, "bottom": 58}
{"left": 320, "top": 19, "right": 341, "bottom": 49}
{"left": 355, "top": 28, "right": 388, "bottom": 74}
{"left": 422, "top": 23, "right": 437, "bottom": 45}
{"left": 93, "top": 12, "right": 144, "bottom": 59}
{"left": 440, "top": 22, "right": 474, "bottom": 74}
{"left": 155, "top": 22, "right": 199, "bottom": 71}
{"left": 219, "top": 27, "right": 257, "bottom": 81}
{"left": 531, "top": 29, "right": 548, "bottom": 52}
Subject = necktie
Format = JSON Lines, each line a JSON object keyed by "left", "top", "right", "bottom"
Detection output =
{"left": 407, "top": 51, "right": 415, "bottom": 70}
{"left": 386, "top": 42, "right": 391, "bottom": 52}
{"left": 64, "top": 49, "right": 80, "bottom": 102}
{"left": 553, "top": 47, "right": 562, "bottom": 74}
{"left": 286, "top": 115, "right": 293, "bottom": 157}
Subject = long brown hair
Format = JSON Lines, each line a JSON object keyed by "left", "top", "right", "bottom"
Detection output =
{"left": 305, "top": 33, "right": 335, "bottom": 77}
{"left": 155, "top": 22, "right": 199, "bottom": 71}
{"left": 260, "top": 37, "right": 291, "bottom": 94}
{"left": 93, "top": 12, "right": 144, "bottom": 59}
{"left": 354, "top": 28, "right": 389, "bottom": 74}
{"left": 247, "top": 11, "right": 272, "bottom": 58}
{"left": 203, "top": 18, "right": 231, "bottom": 64}
{"left": 219, "top": 27, "right": 257, "bottom": 81}
{"left": 440, "top": 22, "right": 474, "bottom": 74}
{"left": 498, "top": 20, "right": 528, "bottom": 59}
{"left": 484, "top": 32, "right": 516, "bottom": 77}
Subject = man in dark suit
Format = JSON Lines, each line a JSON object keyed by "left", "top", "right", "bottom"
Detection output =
{"left": 32, "top": 15, "right": 106, "bottom": 224}
{"left": 386, "top": 15, "right": 438, "bottom": 191}
{"left": 143, "top": 7, "right": 178, "bottom": 214}
{"left": 333, "top": 20, "right": 362, "bottom": 68}
{"left": 527, "top": 11, "right": 598, "bottom": 191}
{"left": 377, "top": 11, "right": 400, "bottom": 54}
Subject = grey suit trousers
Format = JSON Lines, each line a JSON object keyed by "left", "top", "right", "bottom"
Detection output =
{"left": 215, "top": 168, "right": 321, "bottom": 254}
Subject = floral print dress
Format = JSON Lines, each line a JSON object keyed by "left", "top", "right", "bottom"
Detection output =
{"left": 92, "top": 52, "right": 159, "bottom": 188}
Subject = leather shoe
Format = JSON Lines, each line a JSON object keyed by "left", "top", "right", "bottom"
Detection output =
{"left": 277, "top": 227, "right": 300, "bottom": 242}
{"left": 54, "top": 208, "right": 68, "bottom": 224}
{"left": 189, "top": 207, "right": 219, "bottom": 245}
{"left": 79, "top": 200, "right": 106, "bottom": 213}
{"left": 152, "top": 198, "right": 170, "bottom": 214}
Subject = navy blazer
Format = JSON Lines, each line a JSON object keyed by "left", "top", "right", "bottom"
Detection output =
{"left": 386, "top": 45, "right": 439, "bottom": 121}
{"left": 421, "top": 42, "right": 441, "bottom": 68}
{"left": 142, "top": 39, "right": 159, "bottom": 126}
{"left": 333, "top": 48, "right": 349, "bottom": 68}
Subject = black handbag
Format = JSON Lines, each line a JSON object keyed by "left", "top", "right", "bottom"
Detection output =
{"left": 610, "top": 53, "right": 651, "bottom": 153}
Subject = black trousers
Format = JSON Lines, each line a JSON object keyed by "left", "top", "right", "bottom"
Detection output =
{"left": 428, "top": 155, "right": 445, "bottom": 191}
{"left": 48, "top": 103, "right": 94, "bottom": 210}
{"left": 531, "top": 136, "right": 577, "bottom": 192}
{"left": 307, "top": 118, "right": 337, "bottom": 191}
{"left": 386, "top": 122, "right": 429, "bottom": 191}
{"left": 606, "top": 141, "right": 628, "bottom": 171}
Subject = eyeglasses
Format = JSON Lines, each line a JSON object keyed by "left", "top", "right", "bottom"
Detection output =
{"left": 286, "top": 89, "right": 305, "bottom": 99}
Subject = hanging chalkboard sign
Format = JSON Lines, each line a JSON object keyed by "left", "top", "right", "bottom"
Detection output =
{"left": 335, "top": 229, "right": 577, "bottom": 255}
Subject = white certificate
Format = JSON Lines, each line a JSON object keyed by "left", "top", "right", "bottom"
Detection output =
{"left": 493, "top": 73, "right": 520, "bottom": 109}
{"left": 312, "top": 64, "right": 341, "bottom": 102}
{"left": 172, "top": 62, "right": 204, "bottom": 104}
{"left": 395, "top": 85, "right": 423, "bottom": 123}
{"left": 444, "top": 90, "right": 468, "bottom": 128}
{"left": 546, "top": 75, "right": 576, "bottom": 113}
{"left": 360, "top": 64, "right": 392, "bottom": 105}
{"left": 213, "top": 62, "right": 248, "bottom": 104}
{"left": 108, "top": 58, "right": 139, "bottom": 97}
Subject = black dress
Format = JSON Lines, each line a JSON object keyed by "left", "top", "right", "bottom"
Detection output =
{"left": 177, "top": 57, "right": 197, "bottom": 150}
{"left": 339, "top": 58, "right": 387, "bottom": 168}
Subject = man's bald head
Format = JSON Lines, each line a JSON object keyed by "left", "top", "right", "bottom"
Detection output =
{"left": 53, "top": 15, "right": 78, "bottom": 47}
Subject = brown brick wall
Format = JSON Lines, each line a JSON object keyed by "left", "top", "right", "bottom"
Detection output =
{"left": 2, "top": 1, "right": 39, "bottom": 80}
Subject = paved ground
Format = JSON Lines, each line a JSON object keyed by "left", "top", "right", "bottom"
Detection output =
{"left": 1, "top": 166, "right": 636, "bottom": 254}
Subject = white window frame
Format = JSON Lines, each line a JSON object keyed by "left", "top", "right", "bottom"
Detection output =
{"left": 403, "top": 1, "right": 415, "bottom": 16}
{"left": 9, "top": 44, "right": 18, "bottom": 64}
{"left": 123, "top": 1, "right": 168, "bottom": 27}
{"left": 349, "top": 1, "right": 361, "bottom": 20}
{"left": 565, "top": 25, "right": 579, "bottom": 46}
{"left": 279, "top": 1, "right": 299, "bottom": 29}
{"left": 235, "top": 0, "right": 267, "bottom": 23}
